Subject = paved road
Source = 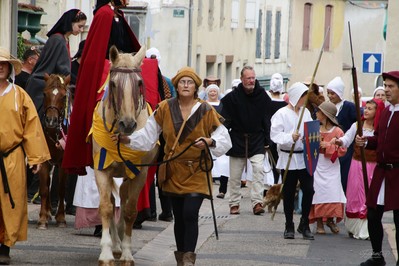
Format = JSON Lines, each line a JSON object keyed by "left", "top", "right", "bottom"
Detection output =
{"left": 12, "top": 183, "right": 397, "bottom": 265}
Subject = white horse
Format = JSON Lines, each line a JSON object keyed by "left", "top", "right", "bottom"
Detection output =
{"left": 91, "top": 45, "right": 158, "bottom": 266}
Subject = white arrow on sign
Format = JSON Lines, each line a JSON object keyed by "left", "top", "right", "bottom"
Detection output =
{"left": 366, "top": 55, "right": 378, "bottom": 73}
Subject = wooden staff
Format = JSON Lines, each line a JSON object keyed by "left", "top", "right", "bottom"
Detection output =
{"left": 348, "top": 21, "right": 369, "bottom": 196}
{"left": 271, "top": 28, "right": 330, "bottom": 220}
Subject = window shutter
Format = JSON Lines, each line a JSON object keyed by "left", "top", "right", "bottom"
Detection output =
{"left": 274, "top": 10, "right": 281, "bottom": 59}
{"left": 256, "top": 9, "right": 262, "bottom": 58}
{"left": 265, "top": 10, "right": 272, "bottom": 59}
{"left": 245, "top": 0, "right": 257, "bottom": 29}
{"left": 231, "top": 0, "right": 239, "bottom": 29}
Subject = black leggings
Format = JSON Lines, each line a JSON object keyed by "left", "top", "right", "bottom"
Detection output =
{"left": 368, "top": 205, "right": 399, "bottom": 259}
{"left": 171, "top": 196, "right": 204, "bottom": 252}
{"left": 281, "top": 169, "right": 314, "bottom": 224}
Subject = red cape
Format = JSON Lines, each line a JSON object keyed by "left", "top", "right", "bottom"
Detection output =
{"left": 62, "top": 5, "right": 140, "bottom": 174}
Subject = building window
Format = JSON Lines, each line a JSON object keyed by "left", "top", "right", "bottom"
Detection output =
{"left": 231, "top": 0, "right": 239, "bottom": 28}
{"left": 265, "top": 10, "right": 272, "bottom": 59}
{"left": 302, "top": 3, "right": 312, "bottom": 50}
{"left": 245, "top": 0, "right": 257, "bottom": 29}
{"left": 256, "top": 9, "right": 262, "bottom": 59}
{"left": 123, "top": 11, "right": 146, "bottom": 44}
{"left": 274, "top": 10, "right": 281, "bottom": 59}
{"left": 324, "top": 5, "right": 333, "bottom": 51}
{"left": 206, "top": 62, "right": 215, "bottom": 77}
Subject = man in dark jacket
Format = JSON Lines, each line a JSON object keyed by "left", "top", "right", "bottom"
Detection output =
{"left": 221, "top": 66, "right": 272, "bottom": 215}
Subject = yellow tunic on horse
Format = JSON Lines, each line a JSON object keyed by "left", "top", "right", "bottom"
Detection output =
{"left": 89, "top": 102, "right": 152, "bottom": 179}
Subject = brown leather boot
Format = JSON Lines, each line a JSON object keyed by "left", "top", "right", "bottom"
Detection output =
{"left": 182, "top": 252, "right": 196, "bottom": 266}
{"left": 174, "top": 251, "right": 184, "bottom": 266}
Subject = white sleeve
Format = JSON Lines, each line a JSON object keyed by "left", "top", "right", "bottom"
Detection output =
{"left": 339, "top": 122, "right": 357, "bottom": 148}
{"left": 210, "top": 125, "right": 232, "bottom": 157}
{"left": 270, "top": 111, "right": 294, "bottom": 146}
{"left": 127, "top": 114, "right": 161, "bottom": 151}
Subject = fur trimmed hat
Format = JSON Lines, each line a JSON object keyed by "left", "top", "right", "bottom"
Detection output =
{"left": 172, "top": 67, "right": 202, "bottom": 88}
{"left": 326, "top": 76, "right": 345, "bottom": 100}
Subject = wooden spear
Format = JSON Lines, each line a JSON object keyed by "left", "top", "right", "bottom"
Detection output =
{"left": 348, "top": 21, "right": 369, "bottom": 196}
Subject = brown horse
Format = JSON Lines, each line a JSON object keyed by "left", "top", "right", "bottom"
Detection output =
{"left": 306, "top": 82, "right": 325, "bottom": 119}
{"left": 91, "top": 46, "right": 158, "bottom": 265}
{"left": 37, "top": 73, "right": 71, "bottom": 229}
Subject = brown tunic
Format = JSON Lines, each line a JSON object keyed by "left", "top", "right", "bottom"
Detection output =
{"left": 154, "top": 98, "right": 223, "bottom": 198}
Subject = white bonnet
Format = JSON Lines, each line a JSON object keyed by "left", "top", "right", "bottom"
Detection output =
{"left": 270, "top": 73, "right": 284, "bottom": 93}
{"left": 373, "top": 86, "right": 385, "bottom": 97}
{"left": 206, "top": 84, "right": 220, "bottom": 95}
{"left": 326, "top": 76, "right": 345, "bottom": 100}
{"left": 231, "top": 79, "right": 241, "bottom": 88}
{"left": 145, "top": 47, "right": 161, "bottom": 64}
{"left": 287, "top": 82, "right": 308, "bottom": 107}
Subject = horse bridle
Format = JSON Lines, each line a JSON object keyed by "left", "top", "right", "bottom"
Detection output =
{"left": 102, "top": 67, "right": 144, "bottom": 133}
{"left": 42, "top": 77, "right": 70, "bottom": 148}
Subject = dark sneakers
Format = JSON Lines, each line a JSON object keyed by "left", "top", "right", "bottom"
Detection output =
{"left": 297, "top": 218, "right": 315, "bottom": 240}
{"left": 284, "top": 222, "right": 295, "bottom": 239}
{"left": 360, "top": 252, "right": 386, "bottom": 266}
{"left": 158, "top": 212, "right": 173, "bottom": 222}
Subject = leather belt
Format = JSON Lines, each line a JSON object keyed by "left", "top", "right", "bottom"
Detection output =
{"left": 281, "top": 149, "right": 303, "bottom": 154}
{"left": 377, "top": 163, "right": 399, "bottom": 170}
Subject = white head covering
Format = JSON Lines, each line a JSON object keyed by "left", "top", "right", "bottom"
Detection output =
{"left": 224, "top": 88, "right": 232, "bottom": 95}
{"left": 287, "top": 82, "right": 308, "bottom": 107}
{"left": 326, "top": 76, "right": 345, "bottom": 100}
{"left": 319, "top": 86, "right": 324, "bottom": 94}
{"left": 206, "top": 84, "right": 220, "bottom": 95}
{"left": 373, "top": 86, "right": 385, "bottom": 97}
{"left": 231, "top": 79, "right": 241, "bottom": 88}
{"left": 270, "top": 73, "right": 284, "bottom": 93}
{"left": 145, "top": 47, "right": 161, "bottom": 65}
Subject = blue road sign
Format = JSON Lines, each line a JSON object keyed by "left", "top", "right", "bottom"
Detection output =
{"left": 362, "top": 53, "right": 382, "bottom": 74}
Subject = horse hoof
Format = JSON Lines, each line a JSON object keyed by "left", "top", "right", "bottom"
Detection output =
{"left": 98, "top": 260, "right": 115, "bottom": 266}
{"left": 120, "top": 260, "right": 134, "bottom": 266}
{"left": 37, "top": 223, "right": 48, "bottom": 230}
{"left": 56, "top": 222, "right": 67, "bottom": 228}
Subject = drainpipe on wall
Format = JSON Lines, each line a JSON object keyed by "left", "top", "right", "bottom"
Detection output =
{"left": 11, "top": 1, "right": 18, "bottom": 56}
{"left": 187, "top": 0, "right": 193, "bottom": 66}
